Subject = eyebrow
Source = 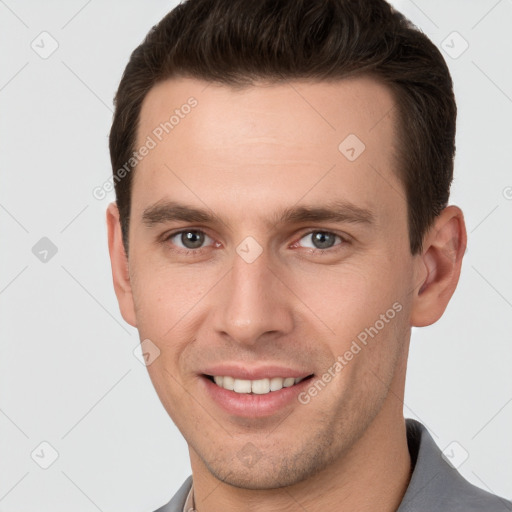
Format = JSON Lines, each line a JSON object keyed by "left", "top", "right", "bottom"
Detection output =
{"left": 141, "top": 199, "right": 376, "bottom": 229}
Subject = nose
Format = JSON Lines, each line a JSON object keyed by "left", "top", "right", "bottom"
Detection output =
{"left": 210, "top": 242, "right": 294, "bottom": 347}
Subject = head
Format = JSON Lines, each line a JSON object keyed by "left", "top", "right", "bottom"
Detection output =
{"left": 107, "top": 0, "right": 466, "bottom": 490}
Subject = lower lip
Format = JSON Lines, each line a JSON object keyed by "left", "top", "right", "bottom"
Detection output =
{"left": 201, "top": 375, "right": 314, "bottom": 418}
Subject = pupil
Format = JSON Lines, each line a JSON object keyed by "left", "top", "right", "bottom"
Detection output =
{"left": 182, "top": 231, "right": 204, "bottom": 249}
{"left": 179, "top": 231, "right": 334, "bottom": 250}
{"left": 313, "top": 231, "right": 334, "bottom": 249}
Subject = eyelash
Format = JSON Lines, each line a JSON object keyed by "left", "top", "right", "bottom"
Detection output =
{"left": 161, "top": 229, "right": 349, "bottom": 257}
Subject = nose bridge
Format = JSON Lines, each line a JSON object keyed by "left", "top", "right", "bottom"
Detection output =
{"left": 213, "top": 239, "right": 292, "bottom": 345}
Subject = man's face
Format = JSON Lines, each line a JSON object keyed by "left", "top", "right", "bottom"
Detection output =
{"left": 122, "top": 76, "right": 421, "bottom": 488}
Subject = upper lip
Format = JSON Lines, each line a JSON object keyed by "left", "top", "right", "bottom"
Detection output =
{"left": 201, "top": 364, "right": 313, "bottom": 380}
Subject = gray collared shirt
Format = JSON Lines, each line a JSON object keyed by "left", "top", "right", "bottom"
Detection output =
{"left": 154, "top": 418, "right": 511, "bottom": 512}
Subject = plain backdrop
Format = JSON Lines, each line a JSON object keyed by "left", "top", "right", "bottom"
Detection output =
{"left": 0, "top": 1, "right": 511, "bottom": 511}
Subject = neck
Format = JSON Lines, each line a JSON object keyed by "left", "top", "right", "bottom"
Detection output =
{"left": 189, "top": 405, "right": 411, "bottom": 512}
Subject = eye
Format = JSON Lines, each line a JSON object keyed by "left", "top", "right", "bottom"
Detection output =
{"left": 293, "top": 230, "right": 346, "bottom": 252}
{"left": 165, "top": 229, "right": 215, "bottom": 252}
{"left": 162, "top": 229, "right": 347, "bottom": 257}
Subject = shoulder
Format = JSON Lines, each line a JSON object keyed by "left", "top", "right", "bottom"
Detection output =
{"left": 153, "top": 475, "right": 193, "bottom": 512}
{"left": 398, "top": 419, "right": 512, "bottom": 512}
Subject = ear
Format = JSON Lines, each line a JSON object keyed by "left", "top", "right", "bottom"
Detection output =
{"left": 106, "top": 202, "right": 137, "bottom": 327}
{"left": 410, "top": 205, "right": 467, "bottom": 327}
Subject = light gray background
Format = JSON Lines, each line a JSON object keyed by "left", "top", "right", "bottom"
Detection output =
{"left": 0, "top": 1, "right": 511, "bottom": 511}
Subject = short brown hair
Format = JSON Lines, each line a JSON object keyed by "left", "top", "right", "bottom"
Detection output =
{"left": 109, "top": 0, "right": 456, "bottom": 256}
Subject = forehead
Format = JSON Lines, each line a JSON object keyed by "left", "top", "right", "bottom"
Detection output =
{"left": 132, "top": 76, "right": 404, "bottom": 230}
{"left": 137, "top": 75, "right": 397, "bottom": 150}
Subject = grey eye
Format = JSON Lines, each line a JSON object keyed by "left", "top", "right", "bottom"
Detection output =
{"left": 171, "top": 230, "right": 212, "bottom": 249}
{"left": 299, "top": 231, "right": 341, "bottom": 250}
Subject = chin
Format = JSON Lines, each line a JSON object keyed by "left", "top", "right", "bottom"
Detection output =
{"left": 201, "top": 449, "right": 331, "bottom": 491}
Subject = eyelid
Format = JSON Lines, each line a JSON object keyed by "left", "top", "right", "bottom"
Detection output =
{"left": 162, "top": 227, "right": 351, "bottom": 243}
{"left": 161, "top": 227, "right": 350, "bottom": 254}
{"left": 291, "top": 229, "right": 350, "bottom": 250}
{"left": 162, "top": 228, "right": 216, "bottom": 250}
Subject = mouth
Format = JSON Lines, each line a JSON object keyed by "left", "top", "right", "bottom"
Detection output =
{"left": 199, "top": 365, "right": 316, "bottom": 417}
{"left": 203, "top": 374, "right": 315, "bottom": 395}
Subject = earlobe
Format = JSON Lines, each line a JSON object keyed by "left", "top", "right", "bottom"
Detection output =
{"left": 410, "top": 205, "right": 467, "bottom": 327}
{"left": 106, "top": 202, "right": 137, "bottom": 328}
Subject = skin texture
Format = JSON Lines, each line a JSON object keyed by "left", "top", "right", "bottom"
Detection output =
{"left": 107, "top": 76, "right": 467, "bottom": 512}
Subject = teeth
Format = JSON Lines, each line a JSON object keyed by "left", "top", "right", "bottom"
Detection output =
{"left": 269, "top": 377, "right": 284, "bottom": 391}
{"left": 222, "top": 376, "right": 234, "bottom": 391}
{"left": 283, "top": 377, "right": 295, "bottom": 387}
{"left": 233, "top": 378, "right": 252, "bottom": 393}
{"left": 251, "top": 378, "right": 270, "bottom": 394}
{"left": 211, "top": 375, "right": 306, "bottom": 394}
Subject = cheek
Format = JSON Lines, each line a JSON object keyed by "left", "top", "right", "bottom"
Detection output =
{"left": 131, "top": 261, "right": 212, "bottom": 336}
{"left": 293, "top": 263, "right": 407, "bottom": 392}
{"left": 289, "top": 261, "right": 398, "bottom": 339}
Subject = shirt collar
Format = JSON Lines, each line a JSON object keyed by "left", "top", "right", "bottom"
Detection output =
{"left": 182, "top": 483, "right": 195, "bottom": 512}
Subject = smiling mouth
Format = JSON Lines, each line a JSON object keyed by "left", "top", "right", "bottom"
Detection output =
{"left": 204, "top": 374, "right": 314, "bottom": 395}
